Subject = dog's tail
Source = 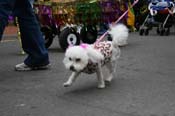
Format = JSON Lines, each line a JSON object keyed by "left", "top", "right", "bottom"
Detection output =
{"left": 108, "top": 24, "right": 129, "bottom": 47}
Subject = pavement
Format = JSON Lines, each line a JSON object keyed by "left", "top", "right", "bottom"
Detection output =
{"left": 3, "top": 25, "right": 17, "bottom": 35}
{"left": 0, "top": 28, "right": 175, "bottom": 116}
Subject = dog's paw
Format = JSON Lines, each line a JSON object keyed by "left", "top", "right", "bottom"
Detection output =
{"left": 105, "top": 80, "right": 111, "bottom": 85}
{"left": 105, "top": 78, "right": 113, "bottom": 84}
{"left": 97, "top": 84, "right": 105, "bottom": 89}
{"left": 105, "top": 75, "right": 113, "bottom": 83}
{"left": 63, "top": 82, "right": 71, "bottom": 87}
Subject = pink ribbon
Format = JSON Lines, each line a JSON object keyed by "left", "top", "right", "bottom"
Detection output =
{"left": 80, "top": 43, "right": 88, "bottom": 49}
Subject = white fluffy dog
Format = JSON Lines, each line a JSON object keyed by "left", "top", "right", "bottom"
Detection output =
{"left": 63, "top": 24, "right": 128, "bottom": 89}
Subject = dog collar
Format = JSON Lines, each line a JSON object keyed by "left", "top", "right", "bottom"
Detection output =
{"left": 80, "top": 43, "right": 88, "bottom": 49}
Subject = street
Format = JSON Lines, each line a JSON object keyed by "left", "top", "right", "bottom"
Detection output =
{"left": 0, "top": 28, "right": 175, "bottom": 116}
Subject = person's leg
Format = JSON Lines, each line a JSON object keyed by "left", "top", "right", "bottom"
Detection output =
{"left": 14, "top": 0, "right": 50, "bottom": 70}
{"left": 0, "top": 1, "right": 15, "bottom": 40}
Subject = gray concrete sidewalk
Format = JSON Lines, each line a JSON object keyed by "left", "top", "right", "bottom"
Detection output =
{"left": 0, "top": 30, "right": 175, "bottom": 116}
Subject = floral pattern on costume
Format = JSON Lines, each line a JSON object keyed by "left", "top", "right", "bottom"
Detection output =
{"left": 83, "top": 41, "right": 113, "bottom": 74}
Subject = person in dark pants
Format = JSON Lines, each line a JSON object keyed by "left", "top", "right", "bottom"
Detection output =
{"left": 0, "top": 0, "right": 50, "bottom": 71}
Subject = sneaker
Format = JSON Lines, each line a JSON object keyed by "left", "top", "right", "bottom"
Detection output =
{"left": 15, "top": 63, "right": 50, "bottom": 71}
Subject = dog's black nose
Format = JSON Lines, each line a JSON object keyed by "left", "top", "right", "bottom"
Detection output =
{"left": 70, "top": 65, "right": 75, "bottom": 71}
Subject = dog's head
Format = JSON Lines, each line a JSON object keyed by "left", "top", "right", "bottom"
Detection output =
{"left": 63, "top": 44, "right": 104, "bottom": 72}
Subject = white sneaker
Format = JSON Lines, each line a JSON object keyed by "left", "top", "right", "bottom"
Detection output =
{"left": 15, "top": 63, "right": 50, "bottom": 71}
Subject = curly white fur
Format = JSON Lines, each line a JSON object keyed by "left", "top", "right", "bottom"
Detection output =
{"left": 108, "top": 24, "right": 129, "bottom": 47}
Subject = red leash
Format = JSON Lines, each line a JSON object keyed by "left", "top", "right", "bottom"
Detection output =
{"left": 95, "top": 0, "right": 139, "bottom": 45}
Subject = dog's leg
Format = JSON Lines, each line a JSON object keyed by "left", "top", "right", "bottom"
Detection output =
{"left": 105, "top": 48, "right": 120, "bottom": 83}
{"left": 63, "top": 72, "right": 80, "bottom": 87}
{"left": 105, "top": 61, "right": 117, "bottom": 83}
{"left": 96, "top": 63, "right": 105, "bottom": 89}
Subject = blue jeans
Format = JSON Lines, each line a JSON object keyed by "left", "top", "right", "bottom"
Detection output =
{"left": 0, "top": 0, "right": 49, "bottom": 66}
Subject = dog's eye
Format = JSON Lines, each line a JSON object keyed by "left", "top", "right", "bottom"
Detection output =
{"left": 69, "top": 57, "right": 72, "bottom": 61}
{"left": 75, "top": 58, "right": 81, "bottom": 62}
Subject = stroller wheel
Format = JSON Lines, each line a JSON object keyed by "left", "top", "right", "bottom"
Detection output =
{"left": 139, "top": 29, "right": 144, "bottom": 36}
{"left": 59, "top": 27, "right": 80, "bottom": 51}
{"left": 156, "top": 28, "right": 160, "bottom": 34}
{"left": 165, "top": 28, "right": 170, "bottom": 36}
{"left": 44, "top": 35, "right": 54, "bottom": 49}
{"left": 80, "top": 25, "right": 98, "bottom": 44}
{"left": 145, "top": 29, "right": 149, "bottom": 35}
{"left": 41, "top": 26, "right": 54, "bottom": 48}
{"left": 160, "top": 28, "right": 165, "bottom": 36}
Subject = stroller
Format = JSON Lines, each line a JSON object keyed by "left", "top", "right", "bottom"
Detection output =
{"left": 139, "top": 0, "right": 175, "bottom": 36}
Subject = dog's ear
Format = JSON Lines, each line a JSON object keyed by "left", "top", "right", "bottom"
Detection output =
{"left": 86, "top": 47, "right": 104, "bottom": 63}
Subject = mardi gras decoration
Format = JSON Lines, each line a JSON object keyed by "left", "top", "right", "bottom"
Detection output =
{"left": 33, "top": 0, "right": 132, "bottom": 50}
